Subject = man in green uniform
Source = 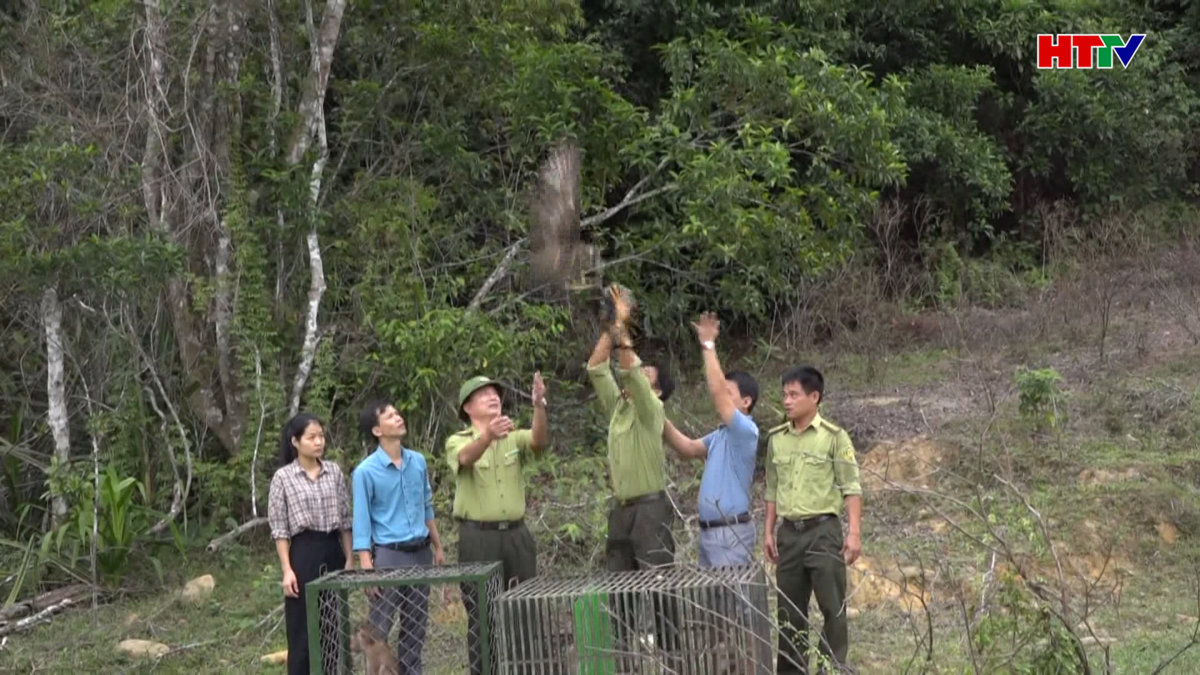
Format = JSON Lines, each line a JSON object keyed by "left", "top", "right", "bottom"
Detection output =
{"left": 764, "top": 365, "right": 862, "bottom": 675}
{"left": 446, "top": 372, "right": 548, "bottom": 675}
{"left": 586, "top": 283, "right": 679, "bottom": 659}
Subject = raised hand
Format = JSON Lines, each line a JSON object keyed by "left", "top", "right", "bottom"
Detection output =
{"left": 609, "top": 283, "right": 632, "bottom": 326}
{"left": 692, "top": 312, "right": 720, "bottom": 344}
{"left": 485, "top": 415, "right": 514, "bottom": 441}
{"left": 532, "top": 371, "right": 546, "bottom": 405}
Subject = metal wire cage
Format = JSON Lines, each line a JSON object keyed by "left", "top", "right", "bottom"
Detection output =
{"left": 492, "top": 565, "right": 773, "bottom": 675}
{"left": 304, "top": 561, "right": 503, "bottom": 675}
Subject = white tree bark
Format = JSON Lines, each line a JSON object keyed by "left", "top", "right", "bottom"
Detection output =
{"left": 41, "top": 288, "right": 69, "bottom": 526}
{"left": 468, "top": 241, "right": 524, "bottom": 312}
{"left": 250, "top": 347, "right": 265, "bottom": 517}
{"left": 213, "top": 227, "right": 236, "bottom": 422}
{"left": 290, "top": 228, "right": 325, "bottom": 418}
{"left": 287, "top": 0, "right": 345, "bottom": 417}
{"left": 285, "top": 0, "right": 346, "bottom": 166}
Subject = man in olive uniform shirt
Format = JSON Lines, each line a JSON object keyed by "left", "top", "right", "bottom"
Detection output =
{"left": 764, "top": 366, "right": 862, "bottom": 675}
{"left": 587, "top": 284, "right": 680, "bottom": 659}
{"left": 446, "top": 373, "right": 548, "bottom": 675}
{"left": 587, "top": 284, "right": 676, "bottom": 571}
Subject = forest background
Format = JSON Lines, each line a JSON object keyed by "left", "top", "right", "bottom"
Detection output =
{"left": 2, "top": 1, "right": 1200, "bottom": 672}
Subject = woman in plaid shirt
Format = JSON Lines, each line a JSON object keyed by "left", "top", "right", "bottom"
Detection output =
{"left": 268, "top": 413, "right": 353, "bottom": 675}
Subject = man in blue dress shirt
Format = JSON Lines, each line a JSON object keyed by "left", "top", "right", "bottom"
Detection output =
{"left": 662, "top": 312, "right": 760, "bottom": 567}
{"left": 352, "top": 399, "right": 445, "bottom": 674}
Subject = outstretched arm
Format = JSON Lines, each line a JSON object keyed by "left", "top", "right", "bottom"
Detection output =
{"left": 663, "top": 418, "right": 707, "bottom": 460}
{"left": 588, "top": 329, "right": 614, "bottom": 369}
{"left": 693, "top": 313, "right": 736, "bottom": 425}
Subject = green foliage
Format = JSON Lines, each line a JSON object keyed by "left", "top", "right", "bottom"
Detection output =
{"left": 6, "top": 0, "right": 1200, "bottom": 616}
{"left": 1016, "top": 367, "right": 1068, "bottom": 432}
{"left": 371, "top": 305, "right": 569, "bottom": 428}
{"left": 972, "top": 571, "right": 1084, "bottom": 673}
{"left": 74, "top": 466, "right": 150, "bottom": 583}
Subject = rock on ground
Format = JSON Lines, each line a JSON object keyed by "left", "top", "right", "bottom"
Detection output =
{"left": 117, "top": 639, "right": 170, "bottom": 658}
{"left": 180, "top": 574, "right": 215, "bottom": 603}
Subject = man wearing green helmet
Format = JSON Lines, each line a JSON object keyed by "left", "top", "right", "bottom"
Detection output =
{"left": 445, "top": 372, "right": 548, "bottom": 675}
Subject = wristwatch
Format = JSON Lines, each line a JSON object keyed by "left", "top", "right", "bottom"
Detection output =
{"left": 701, "top": 340, "right": 715, "bottom": 351}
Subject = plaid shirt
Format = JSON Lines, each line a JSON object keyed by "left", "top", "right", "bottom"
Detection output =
{"left": 268, "top": 459, "right": 353, "bottom": 540}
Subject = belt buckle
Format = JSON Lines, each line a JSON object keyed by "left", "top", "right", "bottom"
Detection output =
{"left": 497, "top": 521, "right": 510, "bottom": 531}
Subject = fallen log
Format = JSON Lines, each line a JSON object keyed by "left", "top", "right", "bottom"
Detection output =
{"left": 0, "top": 598, "right": 78, "bottom": 637}
{"left": 206, "top": 517, "right": 269, "bottom": 552}
{"left": 0, "top": 584, "right": 92, "bottom": 624}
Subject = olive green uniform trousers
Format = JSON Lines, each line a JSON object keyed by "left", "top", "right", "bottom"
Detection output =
{"left": 775, "top": 515, "right": 849, "bottom": 674}
{"left": 458, "top": 520, "right": 537, "bottom": 675}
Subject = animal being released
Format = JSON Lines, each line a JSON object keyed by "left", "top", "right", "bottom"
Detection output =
{"left": 349, "top": 624, "right": 399, "bottom": 675}
{"left": 529, "top": 142, "right": 587, "bottom": 292}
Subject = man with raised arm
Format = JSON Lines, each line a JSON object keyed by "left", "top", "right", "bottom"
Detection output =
{"left": 586, "top": 283, "right": 680, "bottom": 663}
{"left": 763, "top": 366, "right": 863, "bottom": 675}
{"left": 587, "top": 284, "right": 676, "bottom": 572}
{"left": 662, "top": 312, "right": 760, "bottom": 567}
{"left": 446, "top": 373, "right": 548, "bottom": 675}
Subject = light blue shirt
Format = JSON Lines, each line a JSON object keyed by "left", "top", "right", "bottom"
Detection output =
{"left": 698, "top": 410, "right": 759, "bottom": 522}
{"left": 351, "top": 447, "right": 434, "bottom": 551}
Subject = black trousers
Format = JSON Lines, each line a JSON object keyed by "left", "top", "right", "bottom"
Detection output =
{"left": 285, "top": 529, "right": 346, "bottom": 675}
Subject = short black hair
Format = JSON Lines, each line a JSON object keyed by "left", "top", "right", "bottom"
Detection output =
{"left": 781, "top": 366, "right": 824, "bottom": 404}
{"left": 650, "top": 358, "right": 675, "bottom": 402}
{"left": 358, "top": 399, "right": 393, "bottom": 443}
{"left": 725, "top": 370, "right": 760, "bottom": 412}
{"left": 279, "top": 413, "right": 323, "bottom": 466}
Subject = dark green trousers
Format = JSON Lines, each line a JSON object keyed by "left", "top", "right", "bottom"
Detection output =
{"left": 459, "top": 521, "right": 537, "bottom": 675}
{"left": 606, "top": 495, "right": 681, "bottom": 663}
{"left": 775, "top": 515, "right": 849, "bottom": 674}
{"left": 605, "top": 492, "right": 676, "bottom": 571}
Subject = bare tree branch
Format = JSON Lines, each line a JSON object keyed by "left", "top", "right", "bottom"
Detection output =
{"left": 467, "top": 239, "right": 525, "bottom": 312}
{"left": 119, "top": 306, "right": 193, "bottom": 536}
{"left": 250, "top": 347, "right": 266, "bottom": 518}
{"left": 580, "top": 158, "right": 676, "bottom": 229}
{"left": 0, "top": 598, "right": 77, "bottom": 637}
{"left": 206, "top": 516, "right": 269, "bottom": 552}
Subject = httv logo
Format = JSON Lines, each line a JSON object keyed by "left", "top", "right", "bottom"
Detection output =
{"left": 1036, "top": 34, "right": 1146, "bottom": 69}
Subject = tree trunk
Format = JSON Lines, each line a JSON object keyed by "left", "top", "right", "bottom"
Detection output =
{"left": 41, "top": 287, "right": 69, "bottom": 526}
{"left": 286, "top": 0, "right": 347, "bottom": 417}
{"left": 137, "top": 0, "right": 242, "bottom": 455}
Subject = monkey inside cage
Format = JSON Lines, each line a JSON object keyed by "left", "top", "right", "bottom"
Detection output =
{"left": 304, "top": 561, "right": 503, "bottom": 675}
{"left": 493, "top": 564, "right": 773, "bottom": 675}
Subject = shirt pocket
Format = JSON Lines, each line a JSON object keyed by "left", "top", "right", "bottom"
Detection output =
{"left": 772, "top": 451, "right": 798, "bottom": 496}
{"left": 500, "top": 449, "right": 521, "bottom": 486}
{"left": 473, "top": 449, "right": 499, "bottom": 483}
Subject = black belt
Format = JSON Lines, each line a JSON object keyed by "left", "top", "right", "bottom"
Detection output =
{"left": 783, "top": 514, "right": 836, "bottom": 533}
{"left": 459, "top": 518, "right": 524, "bottom": 532}
{"left": 377, "top": 536, "right": 430, "bottom": 553}
{"left": 618, "top": 490, "right": 667, "bottom": 508}
{"left": 699, "top": 512, "right": 752, "bottom": 530}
